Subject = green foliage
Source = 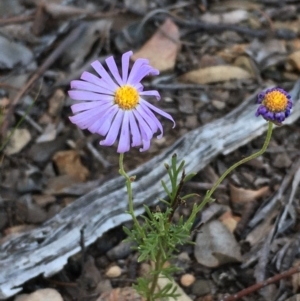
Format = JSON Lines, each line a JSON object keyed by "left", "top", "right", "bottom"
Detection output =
{"left": 124, "top": 154, "right": 198, "bottom": 301}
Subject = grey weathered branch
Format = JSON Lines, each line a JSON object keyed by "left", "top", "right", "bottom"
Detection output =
{"left": 1, "top": 83, "right": 300, "bottom": 299}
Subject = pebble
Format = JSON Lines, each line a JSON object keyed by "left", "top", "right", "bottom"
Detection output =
{"left": 139, "top": 262, "right": 151, "bottom": 277}
{"left": 273, "top": 153, "right": 292, "bottom": 168}
{"left": 96, "top": 279, "right": 112, "bottom": 294}
{"left": 106, "top": 241, "right": 135, "bottom": 261}
{"left": 191, "top": 279, "right": 211, "bottom": 296}
{"left": 178, "top": 96, "right": 194, "bottom": 114}
{"left": 180, "top": 273, "right": 196, "bottom": 287}
{"left": 105, "top": 265, "right": 122, "bottom": 278}
{"left": 185, "top": 115, "right": 198, "bottom": 129}
{"left": 212, "top": 100, "right": 225, "bottom": 110}
{"left": 14, "top": 288, "right": 63, "bottom": 301}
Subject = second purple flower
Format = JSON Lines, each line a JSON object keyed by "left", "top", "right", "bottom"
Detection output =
{"left": 69, "top": 51, "right": 175, "bottom": 153}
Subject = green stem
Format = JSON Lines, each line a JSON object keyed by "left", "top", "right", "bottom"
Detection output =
{"left": 147, "top": 249, "right": 163, "bottom": 301}
{"left": 119, "top": 153, "right": 144, "bottom": 238}
{"left": 205, "top": 121, "right": 273, "bottom": 199}
{"left": 185, "top": 121, "right": 274, "bottom": 230}
{"left": 205, "top": 121, "right": 273, "bottom": 203}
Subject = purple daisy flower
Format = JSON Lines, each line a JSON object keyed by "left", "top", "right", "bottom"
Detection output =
{"left": 255, "top": 87, "right": 292, "bottom": 125}
{"left": 69, "top": 51, "right": 175, "bottom": 153}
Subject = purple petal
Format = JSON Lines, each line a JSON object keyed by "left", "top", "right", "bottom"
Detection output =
{"left": 69, "top": 109, "right": 106, "bottom": 129}
{"left": 91, "top": 60, "right": 119, "bottom": 90}
{"left": 106, "top": 56, "right": 124, "bottom": 86}
{"left": 89, "top": 105, "right": 118, "bottom": 135}
{"left": 71, "top": 98, "right": 113, "bottom": 113}
{"left": 131, "top": 65, "right": 159, "bottom": 85}
{"left": 128, "top": 112, "right": 142, "bottom": 147}
{"left": 257, "top": 92, "right": 265, "bottom": 104}
{"left": 275, "top": 112, "right": 285, "bottom": 123}
{"left": 100, "top": 110, "right": 124, "bottom": 146}
{"left": 136, "top": 105, "right": 158, "bottom": 135}
{"left": 97, "top": 105, "right": 119, "bottom": 136}
{"left": 117, "top": 111, "right": 130, "bottom": 153}
{"left": 133, "top": 110, "right": 153, "bottom": 140}
{"left": 135, "top": 83, "right": 144, "bottom": 92}
{"left": 139, "top": 126, "right": 151, "bottom": 152}
{"left": 139, "top": 90, "right": 160, "bottom": 100}
{"left": 127, "top": 58, "right": 149, "bottom": 84}
{"left": 256, "top": 105, "right": 267, "bottom": 117}
{"left": 140, "top": 102, "right": 163, "bottom": 139}
{"left": 140, "top": 139, "right": 150, "bottom": 152}
{"left": 122, "top": 51, "right": 132, "bottom": 83}
{"left": 80, "top": 71, "right": 115, "bottom": 92}
{"left": 70, "top": 80, "right": 114, "bottom": 95}
{"left": 265, "top": 111, "right": 274, "bottom": 120}
{"left": 140, "top": 99, "right": 175, "bottom": 128}
{"left": 69, "top": 90, "right": 113, "bottom": 101}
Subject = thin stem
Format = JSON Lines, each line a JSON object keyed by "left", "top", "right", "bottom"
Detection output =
{"left": 148, "top": 249, "right": 163, "bottom": 301}
{"left": 184, "top": 122, "right": 274, "bottom": 252}
{"left": 205, "top": 121, "right": 273, "bottom": 202}
{"left": 221, "top": 265, "right": 300, "bottom": 301}
{"left": 119, "top": 153, "right": 144, "bottom": 238}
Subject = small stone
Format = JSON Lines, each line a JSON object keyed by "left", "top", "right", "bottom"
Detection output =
{"left": 199, "top": 111, "right": 213, "bottom": 124}
{"left": 106, "top": 241, "right": 135, "bottom": 261}
{"left": 14, "top": 288, "right": 63, "bottom": 301}
{"left": 139, "top": 262, "right": 151, "bottom": 277}
{"left": 273, "top": 153, "right": 292, "bottom": 168}
{"left": 14, "top": 294, "right": 29, "bottom": 301}
{"left": 185, "top": 115, "right": 198, "bottom": 129}
{"left": 212, "top": 100, "right": 225, "bottom": 110}
{"left": 96, "top": 279, "right": 112, "bottom": 294}
{"left": 178, "top": 252, "right": 191, "bottom": 262}
{"left": 191, "top": 279, "right": 211, "bottom": 296}
{"left": 180, "top": 274, "right": 196, "bottom": 287}
{"left": 178, "top": 95, "right": 194, "bottom": 114}
{"left": 105, "top": 266, "right": 122, "bottom": 278}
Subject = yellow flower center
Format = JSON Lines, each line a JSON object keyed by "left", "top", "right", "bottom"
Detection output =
{"left": 114, "top": 85, "right": 139, "bottom": 110}
{"left": 262, "top": 90, "right": 288, "bottom": 112}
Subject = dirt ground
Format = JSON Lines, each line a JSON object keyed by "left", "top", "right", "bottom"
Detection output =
{"left": 1, "top": 0, "right": 300, "bottom": 301}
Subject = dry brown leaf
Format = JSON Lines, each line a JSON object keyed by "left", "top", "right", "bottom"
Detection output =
{"left": 289, "top": 50, "right": 300, "bottom": 71}
{"left": 132, "top": 18, "right": 180, "bottom": 72}
{"left": 4, "top": 129, "right": 31, "bottom": 155}
{"left": 219, "top": 210, "right": 241, "bottom": 233}
{"left": 218, "top": 44, "right": 249, "bottom": 62}
{"left": 230, "top": 184, "right": 270, "bottom": 203}
{"left": 234, "top": 55, "right": 257, "bottom": 77}
{"left": 180, "top": 65, "right": 252, "bottom": 84}
{"left": 52, "top": 150, "right": 89, "bottom": 181}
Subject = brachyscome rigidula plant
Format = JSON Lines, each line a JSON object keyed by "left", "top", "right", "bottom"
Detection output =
{"left": 69, "top": 51, "right": 292, "bottom": 301}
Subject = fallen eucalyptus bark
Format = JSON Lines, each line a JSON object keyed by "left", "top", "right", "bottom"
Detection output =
{"left": 1, "top": 83, "right": 300, "bottom": 299}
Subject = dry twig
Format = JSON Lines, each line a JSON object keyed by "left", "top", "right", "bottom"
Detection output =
{"left": 221, "top": 265, "right": 300, "bottom": 301}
